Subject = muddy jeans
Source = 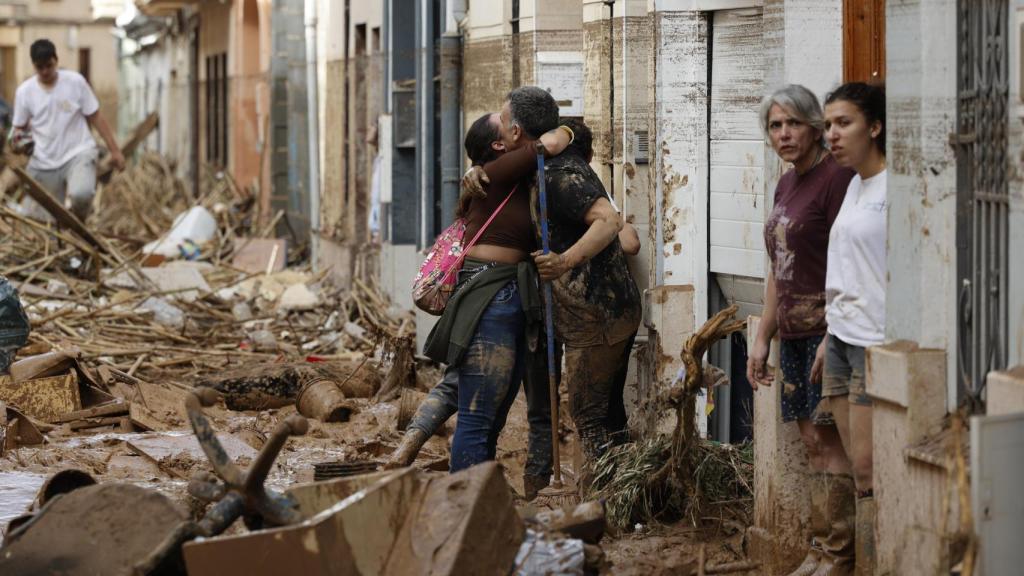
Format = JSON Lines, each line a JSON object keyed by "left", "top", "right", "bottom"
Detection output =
{"left": 565, "top": 337, "right": 633, "bottom": 460}
{"left": 449, "top": 279, "right": 526, "bottom": 473}
{"left": 407, "top": 366, "right": 460, "bottom": 438}
{"left": 408, "top": 339, "right": 558, "bottom": 479}
{"left": 607, "top": 331, "right": 636, "bottom": 443}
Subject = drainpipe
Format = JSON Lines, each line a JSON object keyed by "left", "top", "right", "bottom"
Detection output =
{"left": 604, "top": 0, "right": 615, "bottom": 201}
{"left": 304, "top": 0, "right": 321, "bottom": 272}
{"left": 439, "top": 0, "right": 465, "bottom": 225}
{"left": 417, "top": 0, "right": 435, "bottom": 248}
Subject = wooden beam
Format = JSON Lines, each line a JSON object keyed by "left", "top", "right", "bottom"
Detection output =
{"left": 98, "top": 112, "right": 160, "bottom": 182}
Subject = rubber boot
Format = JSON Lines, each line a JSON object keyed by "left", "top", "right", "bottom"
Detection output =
{"left": 787, "top": 473, "right": 828, "bottom": 576}
{"left": 855, "top": 496, "right": 876, "bottom": 576}
{"left": 523, "top": 474, "right": 550, "bottom": 501}
{"left": 811, "top": 474, "right": 856, "bottom": 576}
{"left": 382, "top": 428, "right": 429, "bottom": 470}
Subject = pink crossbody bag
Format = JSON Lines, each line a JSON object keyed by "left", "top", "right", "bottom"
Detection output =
{"left": 412, "top": 186, "right": 517, "bottom": 315}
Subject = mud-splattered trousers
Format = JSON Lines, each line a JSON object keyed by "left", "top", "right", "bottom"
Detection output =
{"left": 779, "top": 335, "right": 831, "bottom": 423}
{"left": 449, "top": 280, "right": 527, "bottom": 473}
{"left": 565, "top": 336, "right": 634, "bottom": 460}
{"left": 407, "top": 338, "right": 558, "bottom": 479}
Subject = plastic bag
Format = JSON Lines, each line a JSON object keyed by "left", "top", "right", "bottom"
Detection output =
{"left": 0, "top": 277, "right": 31, "bottom": 373}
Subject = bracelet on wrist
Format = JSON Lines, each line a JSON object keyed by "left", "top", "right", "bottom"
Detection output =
{"left": 558, "top": 125, "right": 575, "bottom": 145}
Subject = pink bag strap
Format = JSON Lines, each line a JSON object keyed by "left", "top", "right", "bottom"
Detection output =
{"left": 441, "top": 185, "right": 518, "bottom": 282}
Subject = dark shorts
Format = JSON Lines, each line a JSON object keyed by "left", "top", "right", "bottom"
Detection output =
{"left": 822, "top": 335, "right": 871, "bottom": 406}
{"left": 779, "top": 335, "right": 832, "bottom": 424}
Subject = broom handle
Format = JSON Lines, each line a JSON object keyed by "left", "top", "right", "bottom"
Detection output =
{"left": 536, "top": 149, "right": 562, "bottom": 487}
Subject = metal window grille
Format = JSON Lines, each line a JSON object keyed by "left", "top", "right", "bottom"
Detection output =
{"left": 954, "top": 0, "right": 1010, "bottom": 408}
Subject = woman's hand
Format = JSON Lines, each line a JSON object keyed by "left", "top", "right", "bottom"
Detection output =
{"left": 746, "top": 338, "right": 773, "bottom": 390}
{"left": 458, "top": 166, "right": 489, "bottom": 217}
{"left": 810, "top": 335, "right": 828, "bottom": 384}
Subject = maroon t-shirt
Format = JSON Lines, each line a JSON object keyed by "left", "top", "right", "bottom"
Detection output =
{"left": 463, "top": 145, "right": 537, "bottom": 254}
{"left": 764, "top": 154, "right": 854, "bottom": 339}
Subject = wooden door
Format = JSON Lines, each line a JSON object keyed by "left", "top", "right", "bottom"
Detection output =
{"left": 844, "top": 0, "right": 886, "bottom": 82}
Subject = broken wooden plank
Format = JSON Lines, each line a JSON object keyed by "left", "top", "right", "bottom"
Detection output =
{"left": 127, "top": 383, "right": 187, "bottom": 432}
{"left": 69, "top": 416, "right": 127, "bottom": 431}
{"left": 67, "top": 416, "right": 134, "bottom": 432}
{"left": 10, "top": 350, "right": 77, "bottom": 383}
{"left": 12, "top": 166, "right": 108, "bottom": 254}
{"left": 126, "top": 432, "right": 256, "bottom": 478}
{"left": 99, "top": 367, "right": 187, "bottom": 431}
{"left": 54, "top": 400, "right": 129, "bottom": 423}
{"left": 98, "top": 112, "right": 159, "bottom": 181}
{"left": 0, "top": 372, "right": 81, "bottom": 422}
{"left": 0, "top": 403, "right": 38, "bottom": 453}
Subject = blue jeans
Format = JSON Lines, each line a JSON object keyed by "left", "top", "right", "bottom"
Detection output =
{"left": 449, "top": 280, "right": 526, "bottom": 473}
{"left": 409, "top": 344, "right": 554, "bottom": 479}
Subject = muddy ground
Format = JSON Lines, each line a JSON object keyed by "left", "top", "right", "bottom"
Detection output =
{"left": 0, "top": 373, "right": 754, "bottom": 575}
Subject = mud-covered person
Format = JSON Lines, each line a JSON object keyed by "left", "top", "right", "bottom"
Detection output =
{"left": 421, "top": 101, "right": 570, "bottom": 473}
{"left": 519, "top": 106, "right": 642, "bottom": 482}
{"left": 747, "top": 84, "right": 856, "bottom": 576}
{"left": 387, "top": 115, "right": 572, "bottom": 485}
{"left": 822, "top": 82, "right": 888, "bottom": 576}
{"left": 12, "top": 39, "right": 125, "bottom": 222}
{"left": 556, "top": 118, "right": 640, "bottom": 444}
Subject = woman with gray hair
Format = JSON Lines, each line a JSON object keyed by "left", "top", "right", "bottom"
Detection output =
{"left": 747, "top": 84, "right": 857, "bottom": 576}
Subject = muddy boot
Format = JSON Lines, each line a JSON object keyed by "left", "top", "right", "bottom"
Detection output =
{"left": 382, "top": 428, "right": 429, "bottom": 470}
{"left": 787, "top": 473, "right": 828, "bottom": 576}
{"left": 855, "top": 495, "right": 876, "bottom": 576}
{"left": 811, "top": 474, "right": 855, "bottom": 576}
{"left": 523, "top": 474, "right": 550, "bottom": 501}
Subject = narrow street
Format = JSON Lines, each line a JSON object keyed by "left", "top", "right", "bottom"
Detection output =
{"left": 0, "top": 0, "right": 1022, "bottom": 575}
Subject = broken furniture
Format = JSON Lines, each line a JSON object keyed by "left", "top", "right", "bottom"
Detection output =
{"left": 183, "top": 462, "right": 526, "bottom": 576}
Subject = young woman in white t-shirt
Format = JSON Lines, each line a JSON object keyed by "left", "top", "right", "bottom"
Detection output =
{"left": 821, "top": 81, "right": 887, "bottom": 576}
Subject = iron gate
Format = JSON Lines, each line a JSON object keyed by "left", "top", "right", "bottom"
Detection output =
{"left": 954, "top": 0, "right": 1010, "bottom": 408}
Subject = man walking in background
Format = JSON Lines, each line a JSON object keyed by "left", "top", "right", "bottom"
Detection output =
{"left": 12, "top": 39, "right": 124, "bottom": 221}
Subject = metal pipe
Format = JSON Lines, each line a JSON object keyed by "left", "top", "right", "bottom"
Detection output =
{"left": 604, "top": 0, "right": 615, "bottom": 202}
{"left": 439, "top": 2, "right": 462, "bottom": 226}
{"left": 304, "top": 0, "right": 321, "bottom": 272}
{"left": 417, "top": 0, "right": 435, "bottom": 248}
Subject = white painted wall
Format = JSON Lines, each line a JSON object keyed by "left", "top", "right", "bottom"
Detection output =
{"left": 651, "top": 10, "right": 709, "bottom": 327}
{"left": 709, "top": 8, "right": 765, "bottom": 279}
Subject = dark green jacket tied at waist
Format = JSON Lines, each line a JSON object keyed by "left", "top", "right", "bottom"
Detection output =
{"left": 423, "top": 259, "right": 542, "bottom": 367}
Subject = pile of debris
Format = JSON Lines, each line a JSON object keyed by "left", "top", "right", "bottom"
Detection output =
{"left": 1, "top": 384, "right": 611, "bottom": 575}
{"left": 0, "top": 122, "right": 419, "bottom": 453}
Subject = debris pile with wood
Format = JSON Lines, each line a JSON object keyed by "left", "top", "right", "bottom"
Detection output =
{"left": 588, "top": 307, "right": 754, "bottom": 530}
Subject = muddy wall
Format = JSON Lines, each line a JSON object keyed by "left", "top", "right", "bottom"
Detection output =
{"left": 883, "top": 0, "right": 958, "bottom": 405}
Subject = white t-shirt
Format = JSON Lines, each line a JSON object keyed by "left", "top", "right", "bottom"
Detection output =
{"left": 825, "top": 169, "right": 888, "bottom": 348}
{"left": 13, "top": 70, "right": 99, "bottom": 171}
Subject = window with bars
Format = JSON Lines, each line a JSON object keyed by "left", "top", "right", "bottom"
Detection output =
{"left": 205, "top": 52, "right": 228, "bottom": 167}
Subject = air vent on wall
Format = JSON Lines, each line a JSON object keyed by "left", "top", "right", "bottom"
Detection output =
{"left": 634, "top": 130, "right": 649, "bottom": 164}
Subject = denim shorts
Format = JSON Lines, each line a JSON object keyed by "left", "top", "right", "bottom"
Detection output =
{"left": 779, "top": 335, "right": 831, "bottom": 424}
{"left": 822, "top": 335, "right": 871, "bottom": 406}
